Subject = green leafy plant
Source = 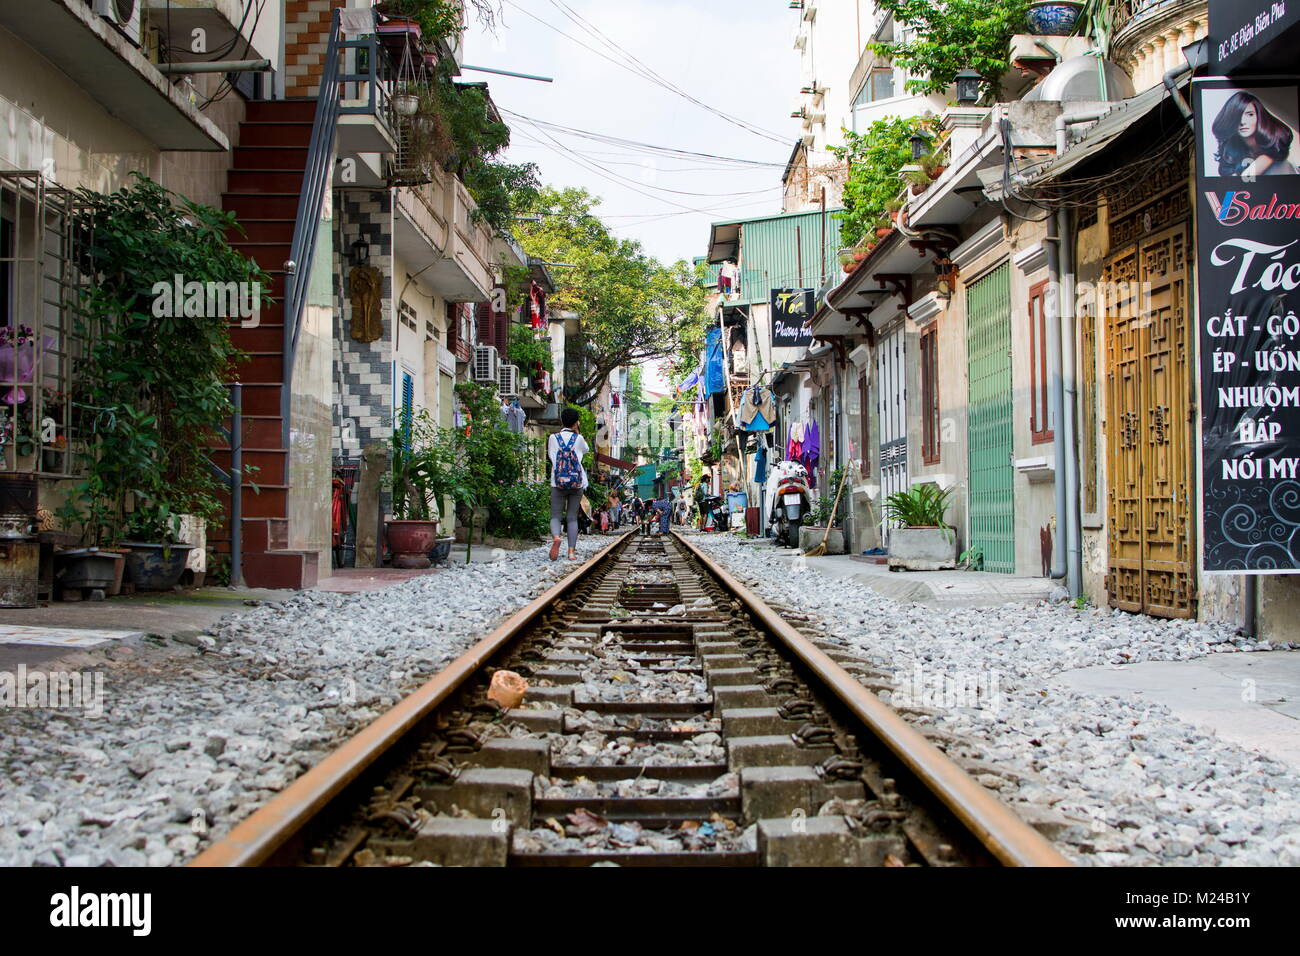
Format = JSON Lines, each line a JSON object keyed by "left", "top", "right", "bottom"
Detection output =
{"left": 959, "top": 545, "right": 984, "bottom": 570}
{"left": 59, "top": 173, "right": 267, "bottom": 547}
{"left": 883, "top": 484, "right": 953, "bottom": 528}
{"left": 388, "top": 406, "right": 443, "bottom": 521}
{"left": 830, "top": 116, "right": 931, "bottom": 248}
{"left": 489, "top": 481, "right": 551, "bottom": 540}
{"left": 507, "top": 322, "right": 553, "bottom": 373}
{"left": 870, "top": 0, "right": 1031, "bottom": 102}
{"left": 808, "top": 467, "right": 849, "bottom": 526}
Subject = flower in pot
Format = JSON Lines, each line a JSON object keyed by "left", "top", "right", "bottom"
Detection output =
{"left": 883, "top": 484, "right": 958, "bottom": 571}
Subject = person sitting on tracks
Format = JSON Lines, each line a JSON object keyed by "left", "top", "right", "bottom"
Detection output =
{"left": 548, "top": 407, "right": 589, "bottom": 562}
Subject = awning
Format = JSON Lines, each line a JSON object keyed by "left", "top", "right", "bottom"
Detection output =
{"left": 596, "top": 452, "right": 637, "bottom": 471}
{"left": 1008, "top": 77, "right": 1190, "bottom": 190}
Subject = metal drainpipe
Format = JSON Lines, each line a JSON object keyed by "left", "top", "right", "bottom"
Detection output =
{"left": 1044, "top": 217, "right": 1067, "bottom": 582}
{"left": 1059, "top": 206, "right": 1083, "bottom": 599}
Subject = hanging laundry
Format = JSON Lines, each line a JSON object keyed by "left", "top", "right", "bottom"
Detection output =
{"left": 718, "top": 260, "right": 740, "bottom": 296}
{"left": 529, "top": 282, "right": 546, "bottom": 329}
{"left": 800, "top": 419, "right": 821, "bottom": 489}
{"left": 753, "top": 443, "right": 768, "bottom": 485}
{"left": 703, "top": 327, "right": 726, "bottom": 396}
{"left": 737, "top": 386, "right": 775, "bottom": 430}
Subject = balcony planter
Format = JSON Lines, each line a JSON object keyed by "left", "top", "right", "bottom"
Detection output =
{"left": 1026, "top": 1, "right": 1084, "bottom": 36}
{"left": 799, "top": 525, "right": 845, "bottom": 555}
{"left": 887, "top": 527, "right": 958, "bottom": 571}
{"left": 120, "top": 542, "right": 194, "bottom": 591}
{"left": 386, "top": 518, "right": 440, "bottom": 569}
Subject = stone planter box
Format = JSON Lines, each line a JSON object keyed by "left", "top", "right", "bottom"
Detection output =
{"left": 888, "top": 527, "right": 957, "bottom": 571}
{"left": 799, "top": 525, "right": 846, "bottom": 555}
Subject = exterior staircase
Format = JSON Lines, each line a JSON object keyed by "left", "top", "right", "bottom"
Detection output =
{"left": 212, "top": 99, "right": 321, "bottom": 589}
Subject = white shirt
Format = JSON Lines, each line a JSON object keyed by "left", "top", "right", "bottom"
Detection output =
{"left": 547, "top": 429, "right": 590, "bottom": 489}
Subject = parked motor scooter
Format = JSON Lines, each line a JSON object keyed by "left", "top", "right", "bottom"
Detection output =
{"left": 701, "top": 495, "right": 729, "bottom": 532}
{"left": 768, "top": 462, "right": 811, "bottom": 548}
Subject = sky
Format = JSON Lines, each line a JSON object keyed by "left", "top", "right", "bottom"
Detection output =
{"left": 463, "top": 0, "right": 800, "bottom": 267}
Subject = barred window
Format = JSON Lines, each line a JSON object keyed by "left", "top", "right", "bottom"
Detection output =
{"left": 0, "top": 173, "right": 91, "bottom": 476}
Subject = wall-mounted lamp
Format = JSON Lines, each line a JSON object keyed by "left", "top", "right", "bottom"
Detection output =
{"left": 933, "top": 256, "right": 958, "bottom": 297}
{"left": 349, "top": 237, "right": 370, "bottom": 266}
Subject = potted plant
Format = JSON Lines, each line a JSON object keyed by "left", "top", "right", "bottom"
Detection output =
{"left": 884, "top": 484, "right": 958, "bottom": 571}
{"left": 120, "top": 504, "right": 195, "bottom": 591}
{"left": 386, "top": 407, "right": 443, "bottom": 568}
{"left": 797, "top": 467, "right": 848, "bottom": 554}
{"left": 59, "top": 175, "right": 266, "bottom": 592}
{"left": 1027, "top": 1, "right": 1084, "bottom": 36}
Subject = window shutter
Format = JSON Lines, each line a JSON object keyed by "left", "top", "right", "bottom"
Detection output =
{"left": 401, "top": 372, "right": 414, "bottom": 450}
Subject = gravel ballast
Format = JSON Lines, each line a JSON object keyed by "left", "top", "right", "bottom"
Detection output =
{"left": 0, "top": 538, "right": 605, "bottom": 867}
{"left": 686, "top": 533, "right": 1300, "bottom": 867}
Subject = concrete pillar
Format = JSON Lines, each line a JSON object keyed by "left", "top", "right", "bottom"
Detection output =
{"left": 355, "top": 440, "right": 388, "bottom": 568}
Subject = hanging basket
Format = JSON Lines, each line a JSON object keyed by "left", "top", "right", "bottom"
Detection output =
{"left": 393, "top": 92, "right": 419, "bottom": 116}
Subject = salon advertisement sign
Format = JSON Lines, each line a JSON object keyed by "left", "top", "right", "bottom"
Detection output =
{"left": 770, "top": 288, "right": 815, "bottom": 349}
{"left": 1195, "top": 77, "right": 1300, "bottom": 571}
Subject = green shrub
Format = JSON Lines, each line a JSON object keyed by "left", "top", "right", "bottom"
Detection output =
{"left": 488, "top": 481, "right": 551, "bottom": 540}
{"left": 883, "top": 484, "right": 953, "bottom": 528}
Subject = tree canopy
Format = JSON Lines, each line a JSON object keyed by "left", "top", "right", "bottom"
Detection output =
{"left": 871, "top": 0, "right": 1030, "bottom": 101}
{"left": 514, "top": 186, "right": 710, "bottom": 407}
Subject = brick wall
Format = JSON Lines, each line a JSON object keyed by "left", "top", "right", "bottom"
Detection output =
{"left": 285, "top": 0, "right": 342, "bottom": 98}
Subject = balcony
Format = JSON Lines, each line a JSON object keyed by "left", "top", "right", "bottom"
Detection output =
{"left": 142, "top": 0, "right": 279, "bottom": 67}
{"left": 1111, "top": 0, "right": 1208, "bottom": 93}
{"left": 0, "top": 0, "right": 226, "bottom": 150}
{"left": 394, "top": 169, "right": 494, "bottom": 301}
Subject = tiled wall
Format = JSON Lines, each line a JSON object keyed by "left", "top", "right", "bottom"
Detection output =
{"left": 285, "top": 0, "right": 339, "bottom": 98}
{"left": 333, "top": 189, "right": 393, "bottom": 459}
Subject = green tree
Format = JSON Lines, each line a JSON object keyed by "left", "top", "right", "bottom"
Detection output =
{"left": 871, "top": 0, "right": 1031, "bottom": 101}
{"left": 515, "top": 187, "right": 711, "bottom": 407}
{"left": 831, "top": 115, "right": 932, "bottom": 248}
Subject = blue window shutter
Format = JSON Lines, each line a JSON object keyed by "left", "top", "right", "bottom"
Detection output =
{"left": 401, "top": 372, "right": 414, "bottom": 449}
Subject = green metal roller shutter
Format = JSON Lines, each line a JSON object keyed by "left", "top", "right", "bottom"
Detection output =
{"left": 966, "top": 262, "right": 1015, "bottom": 574}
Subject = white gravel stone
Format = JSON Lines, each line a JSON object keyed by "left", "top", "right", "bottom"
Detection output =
{"left": 687, "top": 533, "right": 1300, "bottom": 867}
{"left": 0, "top": 537, "right": 606, "bottom": 866}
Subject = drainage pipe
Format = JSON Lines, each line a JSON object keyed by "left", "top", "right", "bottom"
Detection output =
{"left": 1058, "top": 206, "right": 1083, "bottom": 599}
{"left": 1043, "top": 217, "right": 1067, "bottom": 583}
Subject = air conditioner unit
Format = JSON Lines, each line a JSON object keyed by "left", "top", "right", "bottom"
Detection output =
{"left": 473, "top": 345, "right": 500, "bottom": 383}
{"left": 95, "top": 0, "right": 142, "bottom": 47}
{"left": 498, "top": 364, "right": 519, "bottom": 398}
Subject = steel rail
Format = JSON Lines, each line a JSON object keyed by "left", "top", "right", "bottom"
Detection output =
{"left": 673, "top": 532, "right": 1073, "bottom": 868}
{"left": 191, "top": 531, "right": 633, "bottom": 867}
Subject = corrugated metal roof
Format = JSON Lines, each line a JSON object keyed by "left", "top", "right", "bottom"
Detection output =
{"left": 706, "top": 208, "right": 844, "bottom": 307}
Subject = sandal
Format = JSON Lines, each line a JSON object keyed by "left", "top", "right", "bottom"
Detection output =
{"left": 567, "top": 551, "right": 580, "bottom": 561}
{"left": 549, "top": 538, "right": 561, "bottom": 561}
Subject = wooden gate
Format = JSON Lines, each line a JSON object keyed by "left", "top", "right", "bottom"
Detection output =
{"left": 1103, "top": 223, "right": 1195, "bottom": 617}
{"left": 877, "top": 321, "right": 907, "bottom": 538}
{"left": 966, "top": 262, "right": 1015, "bottom": 573}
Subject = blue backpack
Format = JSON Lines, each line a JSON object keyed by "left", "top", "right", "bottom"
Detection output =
{"left": 554, "top": 432, "right": 582, "bottom": 489}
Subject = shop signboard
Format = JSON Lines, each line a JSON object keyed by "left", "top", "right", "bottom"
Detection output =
{"left": 1209, "top": 0, "right": 1300, "bottom": 75}
{"left": 770, "top": 288, "right": 814, "bottom": 348}
{"left": 1195, "top": 77, "right": 1300, "bottom": 571}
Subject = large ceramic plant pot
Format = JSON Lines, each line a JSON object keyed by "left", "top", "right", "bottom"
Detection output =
{"left": 120, "top": 542, "right": 194, "bottom": 590}
{"left": 1027, "top": 1, "right": 1083, "bottom": 36}
{"left": 386, "top": 519, "right": 440, "bottom": 569}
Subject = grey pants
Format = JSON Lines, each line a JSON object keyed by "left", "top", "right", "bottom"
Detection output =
{"left": 550, "top": 486, "right": 583, "bottom": 551}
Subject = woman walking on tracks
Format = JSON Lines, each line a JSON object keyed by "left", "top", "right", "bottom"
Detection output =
{"left": 548, "top": 408, "right": 589, "bottom": 562}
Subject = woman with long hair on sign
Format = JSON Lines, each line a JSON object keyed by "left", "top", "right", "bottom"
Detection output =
{"left": 1211, "top": 91, "right": 1298, "bottom": 180}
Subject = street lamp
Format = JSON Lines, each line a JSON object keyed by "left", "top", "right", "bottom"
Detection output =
{"left": 955, "top": 69, "right": 982, "bottom": 106}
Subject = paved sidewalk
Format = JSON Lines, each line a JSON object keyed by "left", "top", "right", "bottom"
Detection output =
{"left": 1054, "top": 652, "right": 1300, "bottom": 770}
{"left": 722, "top": 535, "right": 1059, "bottom": 607}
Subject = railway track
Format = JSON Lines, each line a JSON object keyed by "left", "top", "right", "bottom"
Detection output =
{"left": 193, "top": 531, "right": 1071, "bottom": 867}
